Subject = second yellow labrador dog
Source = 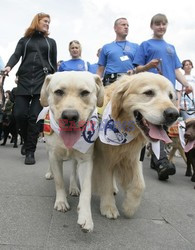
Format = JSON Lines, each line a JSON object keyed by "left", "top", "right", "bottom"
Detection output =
{"left": 93, "top": 72, "right": 179, "bottom": 219}
{"left": 40, "top": 71, "right": 104, "bottom": 232}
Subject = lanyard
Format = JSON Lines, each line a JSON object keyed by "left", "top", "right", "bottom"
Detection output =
{"left": 115, "top": 41, "right": 127, "bottom": 53}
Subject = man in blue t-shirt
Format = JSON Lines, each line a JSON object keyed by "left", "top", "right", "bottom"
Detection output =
{"left": 97, "top": 17, "right": 138, "bottom": 85}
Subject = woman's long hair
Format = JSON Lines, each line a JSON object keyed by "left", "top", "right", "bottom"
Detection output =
{"left": 24, "top": 12, "right": 50, "bottom": 37}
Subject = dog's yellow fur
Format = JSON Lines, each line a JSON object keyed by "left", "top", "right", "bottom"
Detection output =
{"left": 93, "top": 72, "right": 179, "bottom": 219}
{"left": 41, "top": 71, "right": 104, "bottom": 232}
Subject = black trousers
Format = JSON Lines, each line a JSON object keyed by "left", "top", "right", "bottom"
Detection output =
{"left": 151, "top": 140, "right": 168, "bottom": 166}
{"left": 14, "top": 95, "right": 42, "bottom": 153}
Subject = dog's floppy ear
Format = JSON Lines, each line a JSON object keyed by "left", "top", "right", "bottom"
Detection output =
{"left": 40, "top": 74, "right": 53, "bottom": 107}
{"left": 111, "top": 80, "right": 130, "bottom": 120}
{"left": 94, "top": 74, "right": 104, "bottom": 107}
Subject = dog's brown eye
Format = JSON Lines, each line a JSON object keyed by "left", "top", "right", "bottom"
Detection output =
{"left": 54, "top": 89, "right": 64, "bottom": 96}
{"left": 143, "top": 90, "right": 154, "bottom": 96}
{"left": 169, "top": 93, "right": 173, "bottom": 100}
{"left": 80, "top": 90, "right": 90, "bottom": 97}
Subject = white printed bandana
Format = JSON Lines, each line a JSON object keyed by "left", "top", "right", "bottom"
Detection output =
{"left": 99, "top": 101, "right": 136, "bottom": 145}
{"left": 99, "top": 102, "right": 162, "bottom": 159}
{"left": 37, "top": 107, "right": 99, "bottom": 153}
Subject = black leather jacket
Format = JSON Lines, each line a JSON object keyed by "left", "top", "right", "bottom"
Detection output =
{"left": 6, "top": 31, "right": 57, "bottom": 95}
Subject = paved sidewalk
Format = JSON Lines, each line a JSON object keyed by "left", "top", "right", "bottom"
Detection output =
{"left": 0, "top": 142, "right": 194, "bottom": 250}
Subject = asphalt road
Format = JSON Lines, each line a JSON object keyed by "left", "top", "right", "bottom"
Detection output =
{"left": 0, "top": 141, "right": 194, "bottom": 250}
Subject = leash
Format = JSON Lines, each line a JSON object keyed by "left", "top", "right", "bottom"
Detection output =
{"left": 182, "top": 87, "right": 195, "bottom": 115}
{"left": 156, "top": 59, "right": 163, "bottom": 75}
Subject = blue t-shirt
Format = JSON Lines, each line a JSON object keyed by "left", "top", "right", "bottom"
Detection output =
{"left": 58, "top": 59, "right": 89, "bottom": 72}
{"left": 88, "top": 63, "right": 98, "bottom": 74}
{"left": 133, "top": 39, "right": 181, "bottom": 86}
{"left": 98, "top": 41, "right": 139, "bottom": 75}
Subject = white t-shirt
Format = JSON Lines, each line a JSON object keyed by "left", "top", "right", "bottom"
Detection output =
{"left": 175, "top": 75, "right": 195, "bottom": 110}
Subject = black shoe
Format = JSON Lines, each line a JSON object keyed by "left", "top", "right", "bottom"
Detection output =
{"left": 157, "top": 161, "right": 176, "bottom": 181}
{"left": 150, "top": 158, "right": 156, "bottom": 170}
{"left": 21, "top": 145, "right": 26, "bottom": 155}
{"left": 25, "top": 152, "right": 35, "bottom": 165}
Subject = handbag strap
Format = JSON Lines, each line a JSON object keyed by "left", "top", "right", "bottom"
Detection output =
{"left": 35, "top": 43, "right": 48, "bottom": 74}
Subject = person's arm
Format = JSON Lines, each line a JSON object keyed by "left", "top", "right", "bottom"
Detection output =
{"left": 4, "top": 38, "right": 24, "bottom": 74}
{"left": 135, "top": 59, "right": 160, "bottom": 73}
{"left": 58, "top": 61, "right": 65, "bottom": 72}
{"left": 50, "top": 39, "right": 57, "bottom": 72}
{"left": 175, "top": 69, "right": 192, "bottom": 94}
{"left": 96, "top": 65, "right": 105, "bottom": 78}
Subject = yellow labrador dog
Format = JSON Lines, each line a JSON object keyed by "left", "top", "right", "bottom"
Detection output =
{"left": 93, "top": 72, "right": 179, "bottom": 219}
{"left": 40, "top": 71, "right": 104, "bottom": 232}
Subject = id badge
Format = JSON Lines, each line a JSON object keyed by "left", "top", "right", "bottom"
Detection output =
{"left": 120, "top": 55, "right": 129, "bottom": 61}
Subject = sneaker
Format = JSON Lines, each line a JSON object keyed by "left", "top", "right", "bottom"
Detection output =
{"left": 25, "top": 152, "right": 35, "bottom": 165}
{"left": 21, "top": 145, "right": 26, "bottom": 155}
{"left": 157, "top": 161, "right": 176, "bottom": 181}
{"left": 150, "top": 157, "right": 157, "bottom": 170}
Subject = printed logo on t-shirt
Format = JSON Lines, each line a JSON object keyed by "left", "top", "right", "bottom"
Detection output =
{"left": 78, "top": 64, "right": 84, "bottom": 70}
{"left": 166, "top": 46, "right": 174, "bottom": 55}
{"left": 124, "top": 45, "right": 131, "bottom": 52}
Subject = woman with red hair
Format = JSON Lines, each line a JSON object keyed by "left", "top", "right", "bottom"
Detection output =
{"left": 3, "top": 12, "right": 57, "bottom": 165}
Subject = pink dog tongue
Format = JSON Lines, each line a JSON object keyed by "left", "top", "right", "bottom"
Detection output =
{"left": 59, "top": 130, "right": 81, "bottom": 148}
{"left": 184, "top": 140, "right": 195, "bottom": 152}
{"left": 148, "top": 123, "right": 172, "bottom": 143}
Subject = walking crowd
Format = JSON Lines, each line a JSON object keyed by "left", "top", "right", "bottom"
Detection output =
{"left": 0, "top": 12, "right": 194, "bottom": 183}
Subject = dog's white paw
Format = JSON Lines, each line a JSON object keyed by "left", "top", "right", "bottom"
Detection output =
{"left": 45, "top": 172, "right": 54, "bottom": 180}
{"left": 54, "top": 200, "right": 70, "bottom": 212}
{"left": 77, "top": 213, "right": 94, "bottom": 233}
{"left": 122, "top": 198, "right": 141, "bottom": 218}
{"left": 69, "top": 186, "right": 80, "bottom": 196}
{"left": 100, "top": 204, "right": 120, "bottom": 219}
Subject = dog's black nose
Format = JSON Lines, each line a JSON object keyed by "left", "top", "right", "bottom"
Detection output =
{"left": 163, "top": 108, "right": 179, "bottom": 125}
{"left": 61, "top": 110, "right": 79, "bottom": 123}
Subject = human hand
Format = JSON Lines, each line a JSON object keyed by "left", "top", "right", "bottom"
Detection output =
{"left": 3, "top": 66, "right": 11, "bottom": 75}
{"left": 185, "top": 85, "right": 192, "bottom": 94}
{"left": 148, "top": 59, "right": 161, "bottom": 69}
{"left": 127, "top": 69, "right": 136, "bottom": 75}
